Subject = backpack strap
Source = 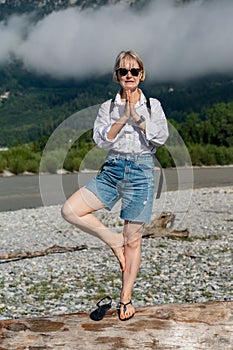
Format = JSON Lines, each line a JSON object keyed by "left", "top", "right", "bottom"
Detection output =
{"left": 146, "top": 97, "right": 164, "bottom": 199}
{"left": 154, "top": 157, "right": 164, "bottom": 199}
{"left": 146, "top": 96, "right": 151, "bottom": 112}
{"left": 109, "top": 97, "right": 115, "bottom": 114}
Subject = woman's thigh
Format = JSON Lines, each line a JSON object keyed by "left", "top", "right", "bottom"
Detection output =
{"left": 64, "top": 187, "right": 106, "bottom": 216}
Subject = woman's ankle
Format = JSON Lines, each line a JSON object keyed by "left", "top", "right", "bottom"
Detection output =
{"left": 120, "top": 291, "right": 132, "bottom": 303}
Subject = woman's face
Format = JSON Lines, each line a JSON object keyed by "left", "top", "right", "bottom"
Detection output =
{"left": 116, "top": 58, "right": 142, "bottom": 92}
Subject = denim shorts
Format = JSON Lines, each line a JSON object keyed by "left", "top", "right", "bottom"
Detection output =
{"left": 84, "top": 152, "right": 155, "bottom": 223}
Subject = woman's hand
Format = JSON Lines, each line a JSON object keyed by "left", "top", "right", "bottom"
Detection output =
{"left": 126, "top": 89, "right": 146, "bottom": 132}
{"left": 123, "top": 90, "right": 131, "bottom": 119}
{"left": 123, "top": 90, "right": 136, "bottom": 119}
{"left": 125, "top": 90, "right": 139, "bottom": 121}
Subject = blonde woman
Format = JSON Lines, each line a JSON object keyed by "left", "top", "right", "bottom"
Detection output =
{"left": 62, "top": 50, "right": 169, "bottom": 320}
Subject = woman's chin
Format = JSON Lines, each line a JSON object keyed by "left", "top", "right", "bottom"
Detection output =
{"left": 123, "top": 84, "right": 137, "bottom": 91}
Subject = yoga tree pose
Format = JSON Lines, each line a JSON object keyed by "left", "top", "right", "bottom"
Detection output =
{"left": 62, "top": 50, "right": 169, "bottom": 320}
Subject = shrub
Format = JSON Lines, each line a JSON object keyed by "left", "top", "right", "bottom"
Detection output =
{"left": 63, "top": 156, "right": 82, "bottom": 172}
{"left": 40, "top": 149, "right": 67, "bottom": 173}
{"left": 0, "top": 154, "right": 7, "bottom": 172}
{"left": 4, "top": 146, "right": 41, "bottom": 174}
{"left": 156, "top": 147, "right": 174, "bottom": 168}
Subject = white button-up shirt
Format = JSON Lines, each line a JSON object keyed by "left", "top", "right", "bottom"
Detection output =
{"left": 93, "top": 90, "right": 169, "bottom": 154}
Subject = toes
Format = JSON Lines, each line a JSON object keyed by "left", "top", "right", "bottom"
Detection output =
{"left": 119, "top": 304, "right": 135, "bottom": 320}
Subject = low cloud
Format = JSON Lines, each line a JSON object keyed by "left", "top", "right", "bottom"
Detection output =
{"left": 0, "top": 0, "right": 233, "bottom": 81}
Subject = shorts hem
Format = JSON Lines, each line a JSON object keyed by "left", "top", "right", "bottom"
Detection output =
{"left": 120, "top": 214, "right": 152, "bottom": 224}
{"left": 84, "top": 185, "right": 113, "bottom": 211}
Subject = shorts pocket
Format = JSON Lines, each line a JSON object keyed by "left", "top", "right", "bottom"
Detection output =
{"left": 104, "top": 155, "right": 118, "bottom": 166}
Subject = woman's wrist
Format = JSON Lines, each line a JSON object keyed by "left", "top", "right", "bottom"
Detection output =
{"left": 120, "top": 114, "right": 129, "bottom": 123}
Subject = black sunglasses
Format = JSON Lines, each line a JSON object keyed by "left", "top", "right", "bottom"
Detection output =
{"left": 116, "top": 68, "right": 141, "bottom": 77}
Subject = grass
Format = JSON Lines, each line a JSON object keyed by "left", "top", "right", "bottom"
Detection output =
{"left": 27, "top": 278, "right": 70, "bottom": 301}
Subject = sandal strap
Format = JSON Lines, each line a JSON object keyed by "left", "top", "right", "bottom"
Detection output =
{"left": 97, "top": 296, "right": 112, "bottom": 308}
{"left": 119, "top": 300, "right": 132, "bottom": 313}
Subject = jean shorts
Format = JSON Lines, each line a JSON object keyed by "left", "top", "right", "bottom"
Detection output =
{"left": 84, "top": 152, "right": 155, "bottom": 223}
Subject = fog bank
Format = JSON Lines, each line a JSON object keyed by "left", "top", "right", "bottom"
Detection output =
{"left": 0, "top": 0, "right": 233, "bottom": 81}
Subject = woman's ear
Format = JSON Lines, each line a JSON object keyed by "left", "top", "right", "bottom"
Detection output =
{"left": 113, "top": 71, "right": 119, "bottom": 82}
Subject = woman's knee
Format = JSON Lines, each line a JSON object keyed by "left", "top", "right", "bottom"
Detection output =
{"left": 61, "top": 201, "right": 72, "bottom": 221}
{"left": 124, "top": 229, "right": 142, "bottom": 248}
{"left": 61, "top": 189, "right": 86, "bottom": 221}
{"left": 124, "top": 222, "right": 143, "bottom": 247}
{"left": 125, "top": 237, "right": 142, "bottom": 250}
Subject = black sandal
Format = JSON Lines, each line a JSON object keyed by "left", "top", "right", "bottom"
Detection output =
{"left": 118, "top": 300, "right": 135, "bottom": 321}
{"left": 89, "top": 296, "right": 112, "bottom": 321}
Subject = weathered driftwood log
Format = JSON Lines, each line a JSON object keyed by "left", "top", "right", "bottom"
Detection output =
{"left": 0, "top": 301, "right": 232, "bottom": 349}
{"left": 0, "top": 244, "right": 87, "bottom": 263}
{"left": 143, "top": 212, "right": 189, "bottom": 239}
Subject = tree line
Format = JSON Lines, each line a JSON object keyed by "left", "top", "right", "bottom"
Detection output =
{"left": 0, "top": 100, "right": 233, "bottom": 174}
{"left": 1, "top": 62, "right": 233, "bottom": 173}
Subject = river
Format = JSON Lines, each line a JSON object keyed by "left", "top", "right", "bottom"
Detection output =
{"left": 0, "top": 166, "right": 232, "bottom": 212}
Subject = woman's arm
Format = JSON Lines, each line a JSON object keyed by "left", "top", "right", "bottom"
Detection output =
{"left": 106, "top": 114, "right": 128, "bottom": 140}
{"left": 93, "top": 99, "right": 128, "bottom": 150}
{"left": 107, "top": 90, "right": 131, "bottom": 140}
{"left": 145, "top": 99, "right": 169, "bottom": 146}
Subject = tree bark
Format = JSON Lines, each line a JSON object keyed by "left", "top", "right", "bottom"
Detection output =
{"left": 0, "top": 301, "right": 232, "bottom": 349}
{"left": 0, "top": 244, "right": 87, "bottom": 263}
{"left": 143, "top": 212, "right": 189, "bottom": 239}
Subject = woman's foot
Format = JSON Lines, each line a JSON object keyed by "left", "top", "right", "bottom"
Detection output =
{"left": 109, "top": 232, "right": 125, "bottom": 272}
{"left": 111, "top": 246, "right": 126, "bottom": 272}
{"left": 118, "top": 300, "right": 135, "bottom": 321}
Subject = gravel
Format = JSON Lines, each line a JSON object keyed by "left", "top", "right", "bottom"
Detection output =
{"left": 0, "top": 186, "right": 232, "bottom": 320}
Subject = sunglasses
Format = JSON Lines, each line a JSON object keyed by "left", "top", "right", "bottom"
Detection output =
{"left": 116, "top": 68, "right": 141, "bottom": 77}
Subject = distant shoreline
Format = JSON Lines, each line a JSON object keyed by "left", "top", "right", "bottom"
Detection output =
{"left": 1, "top": 164, "right": 233, "bottom": 178}
{"left": 0, "top": 166, "right": 232, "bottom": 212}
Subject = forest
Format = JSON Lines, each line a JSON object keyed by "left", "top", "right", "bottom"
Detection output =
{"left": 0, "top": 61, "right": 233, "bottom": 174}
{"left": 1, "top": 0, "right": 232, "bottom": 173}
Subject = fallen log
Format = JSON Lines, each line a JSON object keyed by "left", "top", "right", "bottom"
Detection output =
{"left": 0, "top": 244, "right": 88, "bottom": 263}
{"left": 143, "top": 212, "right": 189, "bottom": 239}
{"left": 0, "top": 301, "right": 232, "bottom": 349}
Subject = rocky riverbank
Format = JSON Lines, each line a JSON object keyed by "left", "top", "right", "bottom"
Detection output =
{"left": 0, "top": 186, "right": 232, "bottom": 320}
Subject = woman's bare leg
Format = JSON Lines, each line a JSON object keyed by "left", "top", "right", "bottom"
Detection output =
{"left": 119, "top": 221, "right": 143, "bottom": 320}
{"left": 61, "top": 187, "right": 126, "bottom": 271}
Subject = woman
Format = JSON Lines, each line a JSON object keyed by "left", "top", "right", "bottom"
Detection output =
{"left": 61, "top": 50, "right": 169, "bottom": 321}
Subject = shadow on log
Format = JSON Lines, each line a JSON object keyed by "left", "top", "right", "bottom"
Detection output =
{"left": 0, "top": 301, "right": 232, "bottom": 349}
{"left": 143, "top": 212, "right": 189, "bottom": 239}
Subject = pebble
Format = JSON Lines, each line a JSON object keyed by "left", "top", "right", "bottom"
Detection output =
{"left": 0, "top": 186, "right": 232, "bottom": 320}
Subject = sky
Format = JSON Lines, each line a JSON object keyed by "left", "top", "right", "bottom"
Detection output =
{"left": 0, "top": 0, "right": 233, "bottom": 81}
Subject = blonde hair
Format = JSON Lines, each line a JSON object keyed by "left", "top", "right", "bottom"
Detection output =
{"left": 113, "top": 50, "right": 146, "bottom": 82}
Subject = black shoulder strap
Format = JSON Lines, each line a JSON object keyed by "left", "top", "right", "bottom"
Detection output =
{"left": 154, "top": 157, "right": 164, "bottom": 199}
{"left": 109, "top": 97, "right": 115, "bottom": 114}
{"left": 146, "top": 97, "right": 163, "bottom": 198}
{"left": 146, "top": 97, "right": 151, "bottom": 111}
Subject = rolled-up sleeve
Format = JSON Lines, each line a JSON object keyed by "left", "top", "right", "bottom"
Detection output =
{"left": 145, "top": 99, "right": 169, "bottom": 146}
{"left": 93, "top": 100, "right": 118, "bottom": 150}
